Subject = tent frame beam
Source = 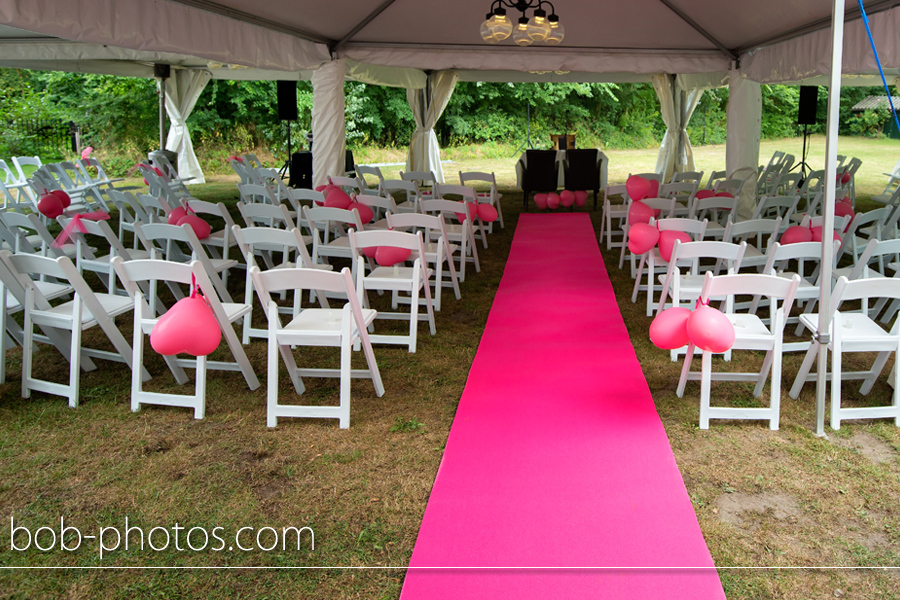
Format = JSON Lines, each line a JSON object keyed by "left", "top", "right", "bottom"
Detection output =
{"left": 655, "top": 0, "right": 738, "bottom": 61}
{"left": 332, "top": 0, "right": 401, "bottom": 53}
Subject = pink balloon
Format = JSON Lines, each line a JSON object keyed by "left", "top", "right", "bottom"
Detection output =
{"left": 177, "top": 215, "right": 211, "bottom": 240}
{"left": 839, "top": 195, "right": 853, "bottom": 205}
{"left": 51, "top": 189, "right": 71, "bottom": 209}
{"left": 841, "top": 172, "right": 851, "bottom": 184}
{"left": 628, "top": 223, "right": 661, "bottom": 255}
{"left": 834, "top": 201, "right": 855, "bottom": 220}
{"left": 560, "top": 190, "right": 576, "bottom": 207}
{"left": 715, "top": 191, "right": 734, "bottom": 199}
{"left": 150, "top": 293, "right": 222, "bottom": 356}
{"left": 574, "top": 190, "right": 588, "bottom": 207}
{"left": 628, "top": 200, "right": 655, "bottom": 225}
{"left": 694, "top": 189, "right": 715, "bottom": 200}
{"left": 477, "top": 203, "right": 499, "bottom": 222}
{"left": 375, "top": 246, "right": 411, "bottom": 267}
{"left": 81, "top": 146, "right": 93, "bottom": 160}
{"left": 626, "top": 175, "right": 651, "bottom": 201}
{"left": 455, "top": 202, "right": 477, "bottom": 223}
{"left": 658, "top": 229, "right": 691, "bottom": 262}
{"left": 650, "top": 306, "right": 692, "bottom": 350}
{"left": 315, "top": 184, "right": 328, "bottom": 192}
{"left": 324, "top": 188, "right": 353, "bottom": 209}
{"left": 167, "top": 206, "right": 188, "bottom": 225}
{"left": 647, "top": 179, "right": 660, "bottom": 199}
{"left": 687, "top": 304, "right": 735, "bottom": 353}
{"left": 347, "top": 202, "right": 374, "bottom": 224}
{"left": 38, "top": 194, "right": 63, "bottom": 219}
{"left": 810, "top": 226, "right": 842, "bottom": 248}
{"left": 534, "top": 193, "right": 549, "bottom": 210}
{"left": 361, "top": 246, "right": 379, "bottom": 259}
{"left": 780, "top": 225, "right": 813, "bottom": 245}
{"left": 546, "top": 193, "right": 561, "bottom": 209}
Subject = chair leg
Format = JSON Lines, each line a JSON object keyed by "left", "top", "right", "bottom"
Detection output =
{"left": 677, "top": 343, "right": 695, "bottom": 398}
{"left": 831, "top": 334, "right": 842, "bottom": 430}
{"left": 789, "top": 342, "right": 819, "bottom": 399}
{"left": 194, "top": 355, "right": 207, "bottom": 420}
{"left": 699, "top": 351, "right": 712, "bottom": 429}
{"left": 338, "top": 334, "right": 351, "bottom": 429}
{"left": 267, "top": 325, "right": 280, "bottom": 428}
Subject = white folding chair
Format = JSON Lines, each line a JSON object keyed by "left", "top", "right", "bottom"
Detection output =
{"left": 677, "top": 271, "right": 801, "bottom": 430}
{"left": 355, "top": 165, "right": 385, "bottom": 192}
{"left": 435, "top": 183, "right": 488, "bottom": 249}
{"left": 233, "top": 224, "right": 331, "bottom": 343}
{"left": 386, "top": 211, "right": 461, "bottom": 311}
{"left": 459, "top": 171, "right": 504, "bottom": 230}
{"left": 353, "top": 191, "right": 398, "bottom": 230}
{"left": 789, "top": 276, "right": 900, "bottom": 429}
{"left": 600, "top": 183, "right": 628, "bottom": 251}
{"left": 722, "top": 217, "right": 782, "bottom": 272}
{"left": 349, "top": 229, "right": 436, "bottom": 353}
{"left": 250, "top": 265, "right": 384, "bottom": 428}
{"left": 180, "top": 199, "right": 238, "bottom": 262}
{"left": 57, "top": 215, "right": 151, "bottom": 294}
{"left": 689, "top": 194, "right": 737, "bottom": 239}
{"left": 1, "top": 250, "right": 143, "bottom": 407}
{"left": 381, "top": 179, "right": 422, "bottom": 213}
{"left": 419, "top": 198, "right": 480, "bottom": 282}
{"left": 112, "top": 257, "right": 260, "bottom": 418}
{"left": 302, "top": 205, "right": 365, "bottom": 266}
{"left": 752, "top": 195, "right": 799, "bottom": 230}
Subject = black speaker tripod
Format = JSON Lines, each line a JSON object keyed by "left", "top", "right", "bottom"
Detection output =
{"left": 795, "top": 123, "right": 812, "bottom": 180}
{"left": 279, "top": 120, "right": 293, "bottom": 179}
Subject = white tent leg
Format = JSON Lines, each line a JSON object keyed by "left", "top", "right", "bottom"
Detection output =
{"left": 312, "top": 59, "right": 347, "bottom": 189}
{"left": 726, "top": 69, "right": 761, "bottom": 221}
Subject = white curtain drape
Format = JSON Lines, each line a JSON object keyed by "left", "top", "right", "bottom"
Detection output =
{"left": 726, "top": 70, "right": 762, "bottom": 221}
{"left": 652, "top": 73, "right": 703, "bottom": 182}
{"left": 163, "top": 68, "right": 212, "bottom": 184}
{"left": 406, "top": 70, "right": 458, "bottom": 183}
{"left": 311, "top": 59, "right": 346, "bottom": 188}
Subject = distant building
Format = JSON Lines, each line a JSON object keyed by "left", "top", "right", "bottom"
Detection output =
{"left": 851, "top": 96, "right": 900, "bottom": 138}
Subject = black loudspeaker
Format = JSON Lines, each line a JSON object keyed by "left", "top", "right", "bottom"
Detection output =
{"left": 154, "top": 63, "right": 171, "bottom": 79}
{"left": 798, "top": 86, "right": 818, "bottom": 125}
{"left": 277, "top": 80, "right": 298, "bottom": 121}
{"left": 289, "top": 152, "right": 313, "bottom": 189}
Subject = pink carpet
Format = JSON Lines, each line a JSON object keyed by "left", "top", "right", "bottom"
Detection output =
{"left": 399, "top": 213, "right": 725, "bottom": 599}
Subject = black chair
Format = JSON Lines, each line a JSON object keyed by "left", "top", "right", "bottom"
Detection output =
{"left": 519, "top": 149, "right": 559, "bottom": 209}
{"left": 563, "top": 149, "right": 602, "bottom": 210}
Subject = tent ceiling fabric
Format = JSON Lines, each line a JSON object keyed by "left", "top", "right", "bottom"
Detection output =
{"left": 1, "top": 0, "right": 900, "bottom": 84}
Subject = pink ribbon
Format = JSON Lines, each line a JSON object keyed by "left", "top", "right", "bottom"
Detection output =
{"left": 52, "top": 212, "right": 110, "bottom": 248}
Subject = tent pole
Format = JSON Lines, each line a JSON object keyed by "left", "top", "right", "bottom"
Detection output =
{"left": 815, "top": 0, "right": 846, "bottom": 437}
{"left": 159, "top": 77, "right": 166, "bottom": 150}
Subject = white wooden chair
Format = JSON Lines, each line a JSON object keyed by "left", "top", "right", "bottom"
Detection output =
{"left": 381, "top": 179, "right": 422, "bottom": 213}
{"left": 112, "top": 257, "right": 260, "bottom": 418}
{"left": 435, "top": 183, "right": 488, "bottom": 249}
{"left": 677, "top": 271, "right": 801, "bottom": 430}
{"left": 789, "top": 276, "right": 900, "bottom": 429}
{"left": 419, "top": 198, "right": 481, "bottom": 282}
{"left": 180, "top": 199, "right": 239, "bottom": 263}
{"left": 1, "top": 250, "right": 143, "bottom": 407}
{"left": 302, "top": 205, "right": 365, "bottom": 267}
{"left": 600, "top": 183, "right": 628, "bottom": 251}
{"left": 386, "top": 211, "right": 461, "bottom": 311}
{"left": 722, "top": 217, "right": 782, "bottom": 272}
{"left": 348, "top": 229, "right": 436, "bottom": 353}
{"left": 459, "top": 171, "right": 504, "bottom": 230}
{"left": 250, "top": 264, "right": 384, "bottom": 428}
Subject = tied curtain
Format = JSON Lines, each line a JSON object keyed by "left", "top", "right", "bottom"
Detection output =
{"left": 726, "top": 69, "right": 762, "bottom": 220}
{"left": 652, "top": 73, "right": 703, "bottom": 183}
{"left": 406, "top": 71, "right": 458, "bottom": 183}
{"left": 163, "top": 68, "right": 212, "bottom": 184}
{"left": 312, "top": 59, "right": 347, "bottom": 188}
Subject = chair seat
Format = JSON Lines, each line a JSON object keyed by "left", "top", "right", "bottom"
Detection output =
{"left": 729, "top": 313, "right": 775, "bottom": 345}
{"left": 365, "top": 266, "right": 434, "bottom": 290}
{"left": 5, "top": 281, "right": 72, "bottom": 312}
{"left": 799, "top": 312, "right": 895, "bottom": 346}
{"left": 42, "top": 293, "right": 132, "bottom": 326}
{"left": 281, "top": 307, "right": 377, "bottom": 337}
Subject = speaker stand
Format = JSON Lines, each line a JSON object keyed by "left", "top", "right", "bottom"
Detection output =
{"left": 279, "top": 120, "right": 293, "bottom": 179}
{"left": 796, "top": 123, "right": 812, "bottom": 180}
{"left": 511, "top": 104, "right": 535, "bottom": 157}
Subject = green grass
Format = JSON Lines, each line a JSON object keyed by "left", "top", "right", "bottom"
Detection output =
{"left": 1, "top": 135, "right": 899, "bottom": 598}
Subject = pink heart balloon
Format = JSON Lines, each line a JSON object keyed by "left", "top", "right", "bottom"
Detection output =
{"left": 347, "top": 202, "right": 374, "bottom": 224}
{"left": 780, "top": 225, "right": 813, "bottom": 245}
{"left": 375, "top": 246, "right": 412, "bottom": 267}
{"left": 628, "top": 200, "right": 655, "bottom": 225}
{"left": 650, "top": 306, "right": 692, "bottom": 350}
{"left": 38, "top": 194, "right": 64, "bottom": 219}
{"left": 546, "top": 193, "right": 561, "bottom": 209}
{"left": 177, "top": 215, "right": 211, "bottom": 240}
{"left": 694, "top": 189, "right": 715, "bottom": 200}
{"left": 687, "top": 304, "right": 735, "bottom": 353}
{"left": 628, "top": 222, "right": 661, "bottom": 255}
{"left": 573, "top": 190, "right": 588, "bottom": 207}
{"left": 626, "top": 175, "right": 651, "bottom": 201}
{"left": 810, "top": 226, "right": 841, "bottom": 247}
{"left": 150, "top": 294, "right": 222, "bottom": 356}
{"left": 361, "top": 246, "right": 379, "bottom": 259}
{"left": 560, "top": 190, "right": 576, "bottom": 207}
{"left": 647, "top": 179, "right": 660, "bottom": 198}
{"left": 715, "top": 191, "right": 734, "bottom": 199}
{"left": 325, "top": 188, "right": 353, "bottom": 209}
{"left": 477, "top": 203, "right": 498, "bottom": 223}
{"left": 533, "top": 193, "right": 549, "bottom": 209}
{"left": 167, "top": 207, "right": 188, "bottom": 225}
{"left": 51, "top": 189, "right": 71, "bottom": 209}
{"left": 658, "top": 229, "right": 691, "bottom": 262}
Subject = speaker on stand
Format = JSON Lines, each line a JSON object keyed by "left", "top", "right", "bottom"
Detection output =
{"left": 796, "top": 85, "right": 818, "bottom": 179}
{"left": 277, "top": 80, "right": 299, "bottom": 180}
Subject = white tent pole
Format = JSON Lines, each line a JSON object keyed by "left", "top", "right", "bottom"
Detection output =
{"left": 815, "top": 0, "right": 846, "bottom": 437}
{"left": 158, "top": 78, "right": 166, "bottom": 150}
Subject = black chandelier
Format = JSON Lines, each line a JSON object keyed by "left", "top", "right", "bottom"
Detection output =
{"left": 480, "top": 0, "right": 564, "bottom": 46}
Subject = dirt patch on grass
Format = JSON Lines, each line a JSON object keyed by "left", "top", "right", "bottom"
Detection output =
{"left": 830, "top": 430, "right": 897, "bottom": 464}
{"left": 715, "top": 492, "right": 804, "bottom": 527}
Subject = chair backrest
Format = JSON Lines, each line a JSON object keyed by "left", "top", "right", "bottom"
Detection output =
{"left": 108, "top": 189, "right": 154, "bottom": 225}
{"left": 12, "top": 156, "right": 42, "bottom": 182}
{"left": 233, "top": 224, "right": 316, "bottom": 269}
{"left": 713, "top": 178, "right": 745, "bottom": 197}
{"left": 521, "top": 150, "right": 559, "bottom": 191}
{"left": 237, "top": 200, "right": 294, "bottom": 229}
{"left": 238, "top": 183, "right": 278, "bottom": 205}
{"left": 690, "top": 195, "right": 737, "bottom": 223}
{"left": 723, "top": 217, "right": 783, "bottom": 251}
{"left": 57, "top": 215, "right": 139, "bottom": 264}
{"left": 846, "top": 238, "right": 900, "bottom": 280}
{"left": 670, "top": 171, "right": 703, "bottom": 185}
{"left": 700, "top": 271, "right": 801, "bottom": 322}
{"left": 752, "top": 195, "right": 799, "bottom": 222}
{"left": 641, "top": 197, "right": 677, "bottom": 219}
{"left": 386, "top": 211, "right": 450, "bottom": 244}
{"left": 0, "top": 211, "right": 60, "bottom": 256}
{"left": 762, "top": 241, "right": 839, "bottom": 283}
{"left": 328, "top": 175, "right": 363, "bottom": 193}
{"left": 831, "top": 275, "right": 900, "bottom": 319}
{"left": 400, "top": 170, "right": 437, "bottom": 192}
{"left": 302, "top": 205, "right": 364, "bottom": 246}
{"left": 660, "top": 181, "right": 698, "bottom": 199}
{"left": 381, "top": 179, "right": 421, "bottom": 206}
{"left": 798, "top": 170, "right": 825, "bottom": 198}
{"left": 652, "top": 217, "right": 708, "bottom": 239}
{"left": 669, "top": 239, "right": 747, "bottom": 276}
{"left": 250, "top": 265, "right": 365, "bottom": 328}
{"left": 242, "top": 153, "right": 262, "bottom": 168}
{"left": 435, "top": 183, "right": 477, "bottom": 205}
{"left": 355, "top": 165, "right": 384, "bottom": 191}
{"left": 353, "top": 191, "right": 397, "bottom": 218}
{"left": 799, "top": 214, "right": 850, "bottom": 232}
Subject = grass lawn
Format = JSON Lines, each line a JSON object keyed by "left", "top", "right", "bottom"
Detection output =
{"left": 0, "top": 136, "right": 899, "bottom": 599}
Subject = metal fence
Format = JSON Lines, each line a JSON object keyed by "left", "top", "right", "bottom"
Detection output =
{"left": 1, "top": 118, "right": 78, "bottom": 157}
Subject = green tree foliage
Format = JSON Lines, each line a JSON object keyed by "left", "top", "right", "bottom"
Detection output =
{"left": 1, "top": 67, "right": 896, "bottom": 174}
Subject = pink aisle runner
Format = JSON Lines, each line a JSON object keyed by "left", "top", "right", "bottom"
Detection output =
{"left": 400, "top": 213, "right": 725, "bottom": 599}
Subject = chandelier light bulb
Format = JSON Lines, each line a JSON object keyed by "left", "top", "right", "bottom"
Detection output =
{"left": 479, "top": 2, "right": 562, "bottom": 45}
{"left": 481, "top": 15, "right": 500, "bottom": 43}
{"left": 493, "top": 10, "right": 513, "bottom": 40}
{"left": 545, "top": 15, "right": 565, "bottom": 45}
{"left": 528, "top": 9, "right": 550, "bottom": 41}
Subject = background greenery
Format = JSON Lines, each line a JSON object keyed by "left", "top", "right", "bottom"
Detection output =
{"left": 0, "top": 68, "right": 894, "bottom": 175}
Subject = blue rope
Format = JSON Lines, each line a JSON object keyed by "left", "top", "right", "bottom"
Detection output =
{"left": 857, "top": 0, "right": 900, "bottom": 134}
